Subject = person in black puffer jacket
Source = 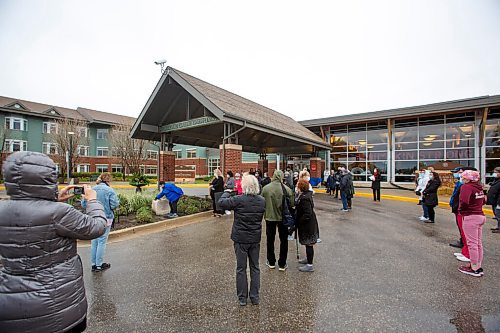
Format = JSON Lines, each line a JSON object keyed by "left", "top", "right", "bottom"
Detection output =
{"left": 295, "top": 179, "right": 319, "bottom": 272}
{"left": 218, "top": 174, "right": 265, "bottom": 306}
{"left": 486, "top": 166, "right": 500, "bottom": 233}
{"left": 422, "top": 171, "right": 442, "bottom": 223}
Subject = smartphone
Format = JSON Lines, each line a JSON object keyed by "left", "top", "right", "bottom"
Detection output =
{"left": 73, "top": 187, "right": 85, "bottom": 195}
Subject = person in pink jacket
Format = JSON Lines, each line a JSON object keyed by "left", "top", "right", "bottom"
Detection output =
{"left": 457, "top": 170, "right": 486, "bottom": 277}
{"left": 234, "top": 172, "right": 243, "bottom": 195}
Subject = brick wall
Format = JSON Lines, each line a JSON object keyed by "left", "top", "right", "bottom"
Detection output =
{"left": 159, "top": 151, "right": 175, "bottom": 182}
{"left": 220, "top": 144, "right": 242, "bottom": 176}
{"left": 175, "top": 158, "right": 208, "bottom": 177}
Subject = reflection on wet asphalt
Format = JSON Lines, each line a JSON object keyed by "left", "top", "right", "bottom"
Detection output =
{"left": 80, "top": 193, "right": 500, "bottom": 332}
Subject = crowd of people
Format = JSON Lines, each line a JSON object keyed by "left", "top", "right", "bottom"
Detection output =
{"left": 1, "top": 151, "right": 497, "bottom": 329}
{"left": 414, "top": 165, "right": 494, "bottom": 278}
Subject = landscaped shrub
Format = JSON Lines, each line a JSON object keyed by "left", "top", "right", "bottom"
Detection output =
{"left": 136, "top": 206, "right": 153, "bottom": 223}
{"left": 128, "top": 193, "right": 154, "bottom": 214}
{"left": 177, "top": 195, "right": 212, "bottom": 215}
{"left": 116, "top": 193, "right": 129, "bottom": 216}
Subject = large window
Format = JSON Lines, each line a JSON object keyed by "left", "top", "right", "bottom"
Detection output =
{"left": 330, "top": 121, "right": 388, "bottom": 181}
{"left": 97, "top": 128, "right": 108, "bottom": 140}
{"left": 76, "top": 164, "right": 90, "bottom": 173}
{"left": 42, "top": 142, "right": 58, "bottom": 155}
{"left": 43, "top": 122, "right": 57, "bottom": 134}
{"left": 146, "top": 150, "right": 158, "bottom": 160}
{"left": 186, "top": 148, "right": 197, "bottom": 158}
{"left": 97, "top": 147, "right": 109, "bottom": 157}
{"left": 5, "top": 117, "right": 28, "bottom": 131}
{"left": 4, "top": 139, "right": 27, "bottom": 152}
{"left": 77, "top": 145, "right": 89, "bottom": 156}
{"left": 394, "top": 113, "right": 476, "bottom": 182}
{"left": 96, "top": 165, "right": 108, "bottom": 173}
{"left": 208, "top": 158, "right": 220, "bottom": 175}
{"left": 173, "top": 150, "right": 182, "bottom": 159}
{"left": 485, "top": 109, "right": 500, "bottom": 183}
{"left": 111, "top": 165, "right": 123, "bottom": 173}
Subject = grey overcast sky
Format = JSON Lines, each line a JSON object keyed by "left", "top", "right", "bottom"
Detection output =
{"left": 0, "top": 0, "right": 499, "bottom": 121}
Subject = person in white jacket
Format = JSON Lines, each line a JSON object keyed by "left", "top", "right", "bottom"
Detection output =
{"left": 415, "top": 169, "right": 430, "bottom": 221}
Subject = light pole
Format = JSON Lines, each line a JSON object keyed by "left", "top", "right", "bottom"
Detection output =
{"left": 67, "top": 131, "right": 75, "bottom": 183}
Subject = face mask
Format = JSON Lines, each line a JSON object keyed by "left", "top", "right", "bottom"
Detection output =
{"left": 305, "top": 176, "right": 310, "bottom": 181}
{"left": 453, "top": 173, "right": 460, "bottom": 179}
{"left": 494, "top": 172, "right": 498, "bottom": 178}
{"left": 429, "top": 176, "right": 434, "bottom": 180}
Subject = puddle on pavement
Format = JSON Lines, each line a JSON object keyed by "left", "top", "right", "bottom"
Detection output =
{"left": 449, "top": 310, "right": 486, "bottom": 333}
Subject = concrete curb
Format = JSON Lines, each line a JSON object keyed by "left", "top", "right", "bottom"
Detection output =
{"left": 78, "top": 211, "right": 213, "bottom": 246}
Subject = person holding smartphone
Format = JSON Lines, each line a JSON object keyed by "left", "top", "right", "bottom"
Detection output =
{"left": 0, "top": 151, "right": 107, "bottom": 333}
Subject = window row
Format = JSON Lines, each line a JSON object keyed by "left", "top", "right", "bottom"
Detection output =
{"left": 76, "top": 164, "right": 157, "bottom": 175}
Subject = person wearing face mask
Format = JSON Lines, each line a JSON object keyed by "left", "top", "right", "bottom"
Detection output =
{"left": 339, "top": 168, "right": 354, "bottom": 211}
{"left": 370, "top": 168, "right": 382, "bottom": 202}
{"left": 422, "top": 171, "right": 441, "bottom": 223}
{"left": 234, "top": 172, "right": 243, "bottom": 195}
{"left": 449, "top": 167, "right": 471, "bottom": 262}
{"left": 458, "top": 170, "right": 486, "bottom": 277}
{"left": 486, "top": 166, "right": 500, "bottom": 233}
{"left": 415, "top": 169, "right": 430, "bottom": 221}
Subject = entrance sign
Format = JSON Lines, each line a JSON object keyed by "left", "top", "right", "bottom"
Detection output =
{"left": 160, "top": 116, "right": 220, "bottom": 133}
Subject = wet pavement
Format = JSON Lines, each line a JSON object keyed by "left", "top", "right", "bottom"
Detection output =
{"left": 79, "top": 193, "right": 499, "bottom": 332}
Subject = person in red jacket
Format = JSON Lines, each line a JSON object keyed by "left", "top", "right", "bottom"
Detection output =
{"left": 457, "top": 170, "right": 486, "bottom": 277}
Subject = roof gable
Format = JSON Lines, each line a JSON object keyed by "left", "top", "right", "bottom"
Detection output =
{"left": 4, "top": 101, "right": 29, "bottom": 111}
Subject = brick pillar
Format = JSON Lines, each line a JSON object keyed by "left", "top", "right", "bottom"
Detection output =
{"left": 258, "top": 159, "right": 268, "bottom": 174}
{"left": 219, "top": 144, "right": 242, "bottom": 176}
{"left": 159, "top": 151, "right": 176, "bottom": 182}
{"left": 309, "top": 157, "right": 322, "bottom": 179}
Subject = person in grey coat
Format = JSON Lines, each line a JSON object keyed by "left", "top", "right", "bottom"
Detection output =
{"left": 218, "top": 174, "right": 266, "bottom": 306}
{"left": 0, "top": 152, "right": 108, "bottom": 333}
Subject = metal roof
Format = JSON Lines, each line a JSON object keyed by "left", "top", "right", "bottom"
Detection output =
{"left": 300, "top": 95, "right": 500, "bottom": 127}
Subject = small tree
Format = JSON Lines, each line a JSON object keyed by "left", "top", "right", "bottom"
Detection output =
{"left": 108, "top": 121, "right": 149, "bottom": 176}
{"left": 49, "top": 118, "right": 90, "bottom": 178}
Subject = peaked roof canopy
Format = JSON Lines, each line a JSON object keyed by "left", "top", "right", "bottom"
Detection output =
{"left": 131, "top": 67, "right": 330, "bottom": 154}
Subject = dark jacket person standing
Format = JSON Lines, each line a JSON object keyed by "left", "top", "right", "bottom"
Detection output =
{"left": 261, "top": 170, "right": 294, "bottom": 271}
{"left": 218, "top": 174, "right": 265, "bottom": 306}
{"left": 0, "top": 152, "right": 107, "bottom": 333}
{"left": 370, "top": 168, "right": 382, "bottom": 201}
{"left": 422, "top": 171, "right": 442, "bottom": 223}
{"left": 209, "top": 168, "right": 224, "bottom": 216}
{"left": 295, "top": 179, "right": 319, "bottom": 272}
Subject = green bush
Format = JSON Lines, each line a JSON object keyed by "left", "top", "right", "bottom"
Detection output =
{"left": 177, "top": 195, "right": 212, "bottom": 215}
{"left": 116, "top": 193, "right": 129, "bottom": 216}
{"left": 128, "top": 193, "right": 154, "bottom": 213}
{"left": 136, "top": 206, "right": 153, "bottom": 223}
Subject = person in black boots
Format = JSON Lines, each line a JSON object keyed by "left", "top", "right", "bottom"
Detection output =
{"left": 294, "top": 179, "right": 319, "bottom": 272}
{"left": 218, "top": 174, "right": 265, "bottom": 306}
{"left": 422, "top": 171, "right": 442, "bottom": 223}
{"left": 209, "top": 168, "right": 224, "bottom": 217}
{"left": 370, "top": 168, "right": 381, "bottom": 201}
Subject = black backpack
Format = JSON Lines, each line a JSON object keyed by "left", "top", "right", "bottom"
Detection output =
{"left": 281, "top": 184, "right": 295, "bottom": 227}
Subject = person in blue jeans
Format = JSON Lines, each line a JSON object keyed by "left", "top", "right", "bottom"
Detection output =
{"left": 82, "top": 172, "right": 119, "bottom": 272}
{"left": 155, "top": 181, "right": 184, "bottom": 218}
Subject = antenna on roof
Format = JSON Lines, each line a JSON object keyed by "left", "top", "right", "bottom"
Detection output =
{"left": 154, "top": 59, "right": 167, "bottom": 74}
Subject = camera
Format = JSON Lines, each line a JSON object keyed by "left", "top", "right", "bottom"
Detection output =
{"left": 73, "top": 187, "right": 85, "bottom": 195}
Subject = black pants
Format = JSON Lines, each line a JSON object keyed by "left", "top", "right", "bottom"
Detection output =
{"left": 334, "top": 186, "right": 339, "bottom": 198}
{"left": 210, "top": 191, "right": 223, "bottom": 214}
{"left": 426, "top": 205, "right": 436, "bottom": 222}
{"left": 234, "top": 242, "right": 260, "bottom": 302}
{"left": 266, "top": 220, "right": 288, "bottom": 267}
{"left": 306, "top": 245, "right": 314, "bottom": 265}
{"left": 169, "top": 200, "right": 178, "bottom": 214}
{"left": 454, "top": 213, "right": 463, "bottom": 245}
{"left": 372, "top": 188, "right": 380, "bottom": 201}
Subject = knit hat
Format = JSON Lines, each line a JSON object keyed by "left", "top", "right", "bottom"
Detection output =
{"left": 461, "top": 170, "right": 480, "bottom": 182}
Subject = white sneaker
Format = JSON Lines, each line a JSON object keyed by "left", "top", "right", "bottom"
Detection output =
{"left": 287, "top": 235, "right": 294, "bottom": 241}
{"left": 453, "top": 252, "right": 462, "bottom": 257}
{"left": 225, "top": 210, "right": 231, "bottom": 215}
{"left": 455, "top": 254, "right": 471, "bottom": 262}
{"left": 419, "top": 216, "right": 427, "bottom": 221}
{"left": 316, "top": 238, "right": 322, "bottom": 243}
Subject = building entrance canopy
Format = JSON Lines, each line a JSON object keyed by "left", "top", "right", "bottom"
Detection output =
{"left": 130, "top": 67, "right": 330, "bottom": 155}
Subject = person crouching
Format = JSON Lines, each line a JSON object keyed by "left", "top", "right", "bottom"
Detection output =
{"left": 218, "top": 174, "right": 265, "bottom": 306}
{"left": 295, "top": 179, "right": 320, "bottom": 272}
{"left": 155, "top": 181, "right": 184, "bottom": 218}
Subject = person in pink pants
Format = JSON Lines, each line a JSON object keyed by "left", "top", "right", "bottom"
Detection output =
{"left": 457, "top": 170, "right": 486, "bottom": 277}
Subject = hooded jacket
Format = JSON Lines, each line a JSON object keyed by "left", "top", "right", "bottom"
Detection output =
{"left": 0, "top": 152, "right": 107, "bottom": 333}
{"left": 261, "top": 170, "right": 294, "bottom": 221}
